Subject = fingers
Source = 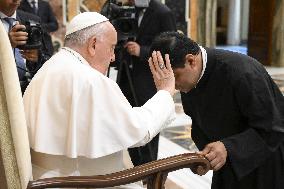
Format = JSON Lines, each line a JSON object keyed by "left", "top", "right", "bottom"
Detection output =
{"left": 200, "top": 141, "right": 228, "bottom": 171}
{"left": 199, "top": 144, "right": 211, "bottom": 156}
{"left": 213, "top": 162, "right": 224, "bottom": 171}
{"left": 125, "top": 42, "right": 140, "bottom": 56}
{"left": 148, "top": 50, "right": 175, "bottom": 96}
{"left": 152, "top": 51, "right": 164, "bottom": 76}
{"left": 164, "top": 54, "right": 173, "bottom": 72}
{"left": 12, "top": 34, "right": 28, "bottom": 42}
{"left": 9, "top": 24, "right": 28, "bottom": 47}
{"left": 205, "top": 151, "right": 217, "bottom": 162}
{"left": 124, "top": 42, "right": 136, "bottom": 50}
{"left": 148, "top": 57, "right": 158, "bottom": 79}
{"left": 209, "top": 157, "right": 224, "bottom": 171}
{"left": 157, "top": 52, "right": 166, "bottom": 69}
{"left": 11, "top": 23, "right": 26, "bottom": 32}
{"left": 21, "top": 49, "right": 39, "bottom": 62}
{"left": 9, "top": 35, "right": 27, "bottom": 47}
{"left": 196, "top": 151, "right": 203, "bottom": 155}
{"left": 148, "top": 51, "right": 165, "bottom": 72}
{"left": 125, "top": 43, "right": 134, "bottom": 49}
{"left": 124, "top": 41, "right": 135, "bottom": 46}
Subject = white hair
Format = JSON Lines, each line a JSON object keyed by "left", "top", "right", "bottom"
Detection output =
{"left": 64, "top": 22, "right": 109, "bottom": 47}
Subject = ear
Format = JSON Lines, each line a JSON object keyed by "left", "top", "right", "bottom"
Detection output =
{"left": 87, "top": 36, "right": 97, "bottom": 56}
{"left": 185, "top": 54, "right": 197, "bottom": 69}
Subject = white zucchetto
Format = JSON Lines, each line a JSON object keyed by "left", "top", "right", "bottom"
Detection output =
{"left": 66, "top": 12, "right": 109, "bottom": 36}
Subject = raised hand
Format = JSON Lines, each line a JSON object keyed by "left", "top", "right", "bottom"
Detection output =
{"left": 148, "top": 51, "right": 175, "bottom": 96}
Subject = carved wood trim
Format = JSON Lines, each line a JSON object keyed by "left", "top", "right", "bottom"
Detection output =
{"left": 27, "top": 153, "right": 210, "bottom": 189}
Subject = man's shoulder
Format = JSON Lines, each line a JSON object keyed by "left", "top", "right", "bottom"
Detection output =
{"left": 53, "top": 52, "right": 114, "bottom": 83}
{"left": 150, "top": 0, "right": 171, "bottom": 13}
{"left": 38, "top": 0, "right": 50, "bottom": 7}
{"left": 207, "top": 48, "right": 266, "bottom": 79}
{"left": 207, "top": 48, "right": 258, "bottom": 66}
{"left": 17, "top": 10, "right": 41, "bottom": 23}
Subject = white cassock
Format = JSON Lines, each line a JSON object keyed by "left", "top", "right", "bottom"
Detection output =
{"left": 23, "top": 47, "right": 175, "bottom": 189}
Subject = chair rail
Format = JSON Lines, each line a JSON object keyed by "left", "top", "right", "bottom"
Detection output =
{"left": 27, "top": 153, "right": 210, "bottom": 189}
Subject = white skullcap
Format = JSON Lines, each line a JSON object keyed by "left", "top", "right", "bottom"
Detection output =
{"left": 66, "top": 12, "right": 109, "bottom": 36}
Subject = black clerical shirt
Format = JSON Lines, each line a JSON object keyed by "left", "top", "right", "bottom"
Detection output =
{"left": 181, "top": 48, "right": 284, "bottom": 189}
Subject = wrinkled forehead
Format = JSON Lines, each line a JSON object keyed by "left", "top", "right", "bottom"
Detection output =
{"left": 96, "top": 23, "right": 117, "bottom": 45}
{"left": 106, "top": 22, "right": 117, "bottom": 42}
{"left": 107, "top": 21, "right": 117, "bottom": 34}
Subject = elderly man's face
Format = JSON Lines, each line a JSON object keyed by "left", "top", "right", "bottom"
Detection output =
{"left": 94, "top": 22, "right": 117, "bottom": 74}
{"left": 0, "top": 0, "right": 21, "bottom": 16}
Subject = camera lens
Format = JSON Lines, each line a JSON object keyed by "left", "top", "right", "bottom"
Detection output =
{"left": 30, "top": 28, "right": 42, "bottom": 42}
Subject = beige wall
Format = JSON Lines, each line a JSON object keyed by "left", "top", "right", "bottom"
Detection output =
{"left": 272, "top": 0, "right": 284, "bottom": 66}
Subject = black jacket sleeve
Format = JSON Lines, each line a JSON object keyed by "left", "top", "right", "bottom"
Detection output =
{"left": 41, "top": 1, "right": 58, "bottom": 33}
{"left": 221, "top": 69, "right": 284, "bottom": 179}
{"left": 17, "top": 10, "right": 51, "bottom": 77}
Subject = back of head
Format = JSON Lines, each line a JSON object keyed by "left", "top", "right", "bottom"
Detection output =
{"left": 64, "top": 12, "right": 110, "bottom": 47}
{"left": 150, "top": 32, "right": 200, "bottom": 68}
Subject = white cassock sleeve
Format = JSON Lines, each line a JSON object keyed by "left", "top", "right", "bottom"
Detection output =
{"left": 23, "top": 51, "right": 175, "bottom": 159}
{"left": 130, "top": 90, "right": 175, "bottom": 147}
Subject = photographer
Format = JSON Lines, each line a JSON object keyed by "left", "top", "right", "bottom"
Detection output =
{"left": 126, "top": 0, "right": 176, "bottom": 167}
{"left": 103, "top": 0, "right": 176, "bottom": 166}
{"left": 19, "top": 0, "right": 59, "bottom": 55}
{"left": 0, "top": 0, "right": 51, "bottom": 94}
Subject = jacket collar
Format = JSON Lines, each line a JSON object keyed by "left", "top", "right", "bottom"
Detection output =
{"left": 137, "top": 0, "right": 155, "bottom": 33}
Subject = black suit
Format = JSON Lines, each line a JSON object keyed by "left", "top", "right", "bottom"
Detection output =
{"left": 19, "top": 0, "right": 58, "bottom": 55}
{"left": 182, "top": 48, "right": 284, "bottom": 189}
{"left": 126, "top": 0, "right": 176, "bottom": 166}
{"left": 16, "top": 10, "right": 51, "bottom": 93}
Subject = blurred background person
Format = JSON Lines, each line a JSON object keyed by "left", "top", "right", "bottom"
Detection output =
{"left": 0, "top": 0, "right": 51, "bottom": 93}
{"left": 116, "top": 0, "right": 177, "bottom": 167}
{"left": 19, "top": 0, "right": 58, "bottom": 55}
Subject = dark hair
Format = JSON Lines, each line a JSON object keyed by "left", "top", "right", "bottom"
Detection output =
{"left": 150, "top": 31, "right": 200, "bottom": 68}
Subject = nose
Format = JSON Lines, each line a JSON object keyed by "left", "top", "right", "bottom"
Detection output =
{"left": 110, "top": 53, "right": 115, "bottom": 63}
{"left": 175, "top": 84, "right": 179, "bottom": 90}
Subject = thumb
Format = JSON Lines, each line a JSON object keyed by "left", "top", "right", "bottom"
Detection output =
{"left": 200, "top": 145, "right": 211, "bottom": 156}
{"left": 195, "top": 151, "right": 204, "bottom": 156}
{"left": 196, "top": 151, "right": 203, "bottom": 155}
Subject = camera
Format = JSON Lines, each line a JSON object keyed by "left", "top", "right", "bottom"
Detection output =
{"left": 106, "top": 1, "right": 137, "bottom": 44}
{"left": 17, "top": 21, "right": 43, "bottom": 50}
{"left": 102, "top": 0, "right": 149, "bottom": 44}
{"left": 102, "top": 1, "right": 149, "bottom": 103}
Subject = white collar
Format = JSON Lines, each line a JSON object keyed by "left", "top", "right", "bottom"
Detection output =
{"left": 61, "top": 47, "right": 90, "bottom": 67}
{"left": 0, "top": 11, "right": 17, "bottom": 20}
{"left": 197, "top": 45, "right": 207, "bottom": 83}
{"left": 28, "top": 0, "right": 38, "bottom": 4}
